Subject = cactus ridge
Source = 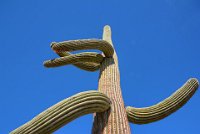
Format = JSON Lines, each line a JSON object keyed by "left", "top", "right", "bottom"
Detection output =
{"left": 10, "top": 91, "right": 111, "bottom": 134}
{"left": 126, "top": 78, "right": 199, "bottom": 124}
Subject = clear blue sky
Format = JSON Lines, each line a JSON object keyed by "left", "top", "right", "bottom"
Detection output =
{"left": 0, "top": 0, "right": 200, "bottom": 133}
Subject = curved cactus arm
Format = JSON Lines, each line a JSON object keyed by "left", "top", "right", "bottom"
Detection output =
{"left": 10, "top": 91, "right": 111, "bottom": 134}
{"left": 43, "top": 52, "right": 103, "bottom": 68}
{"left": 72, "top": 62, "right": 100, "bottom": 72}
{"left": 56, "top": 51, "right": 100, "bottom": 71}
{"left": 51, "top": 39, "right": 114, "bottom": 57}
{"left": 126, "top": 78, "right": 199, "bottom": 124}
{"left": 44, "top": 39, "right": 114, "bottom": 72}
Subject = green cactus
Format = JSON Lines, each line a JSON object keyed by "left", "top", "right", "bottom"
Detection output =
{"left": 10, "top": 25, "right": 199, "bottom": 134}
{"left": 126, "top": 78, "right": 198, "bottom": 124}
{"left": 11, "top": 91, "right": 111, "bottom": 134}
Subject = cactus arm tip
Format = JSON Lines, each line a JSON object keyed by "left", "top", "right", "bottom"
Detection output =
{"left": 103, "top": 25, "right": 113, "bottom": 45}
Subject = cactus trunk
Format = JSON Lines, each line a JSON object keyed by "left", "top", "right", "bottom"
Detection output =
{"left": 92, "top": 26, "right": 131, "bottom": 134}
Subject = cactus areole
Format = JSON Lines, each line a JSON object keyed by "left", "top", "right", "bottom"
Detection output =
{"left": 11, "top": 25, "right": 199, "bottom": 134}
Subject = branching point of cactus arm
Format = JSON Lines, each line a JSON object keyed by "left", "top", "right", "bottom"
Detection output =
{"left": 43, "top": 52, "right": 103, "bottom": 68}
{"left": 55, "top": 51, "right": 100, "bottom": 72}
{"left": 51, "top": 39, "right": 114, "bottom": 57}
{"left": 10, "top": 91, "right": 111, "bottom": 134}
{"left": 126, "top": 78, "right": 199, "bottom": 124}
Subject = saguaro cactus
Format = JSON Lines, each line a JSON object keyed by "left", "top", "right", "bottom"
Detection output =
{"left": 11, "top": 25, "right": 199, "bottom": 134}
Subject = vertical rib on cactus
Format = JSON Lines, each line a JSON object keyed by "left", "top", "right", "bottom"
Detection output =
{"left": 92, "top": 26, "right": 131, "bottom": 134}
{"left": 11, "top": 91, "right": 111, "bottom": 134}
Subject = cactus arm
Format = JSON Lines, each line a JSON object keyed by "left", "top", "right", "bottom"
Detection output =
{"left": 126, "top": 78, "right": 199, "bottom": 124}
{"left": 10, "top": 91, "right": 111, "bottom": 134}
{"left": 56, "top": 51, "right": 100, "bottom": 71}
{"left": 51, "top": 39, "right": 114, "bottom": 57}
{"left": 44, "top": 39, "right": 114, "bottom": 72}
{"left": 43, "top": 52, "right": 103, "bottom": 68}
{"left": 72, "top": 62, "right": 100, "bottom": 71}
{"left": 92, "top": 25, "right": 131, "bottom": 134}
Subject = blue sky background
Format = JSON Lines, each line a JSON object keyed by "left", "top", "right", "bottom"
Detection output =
{"left": 0, "top": 0, "right": 200, "bottom": 133}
